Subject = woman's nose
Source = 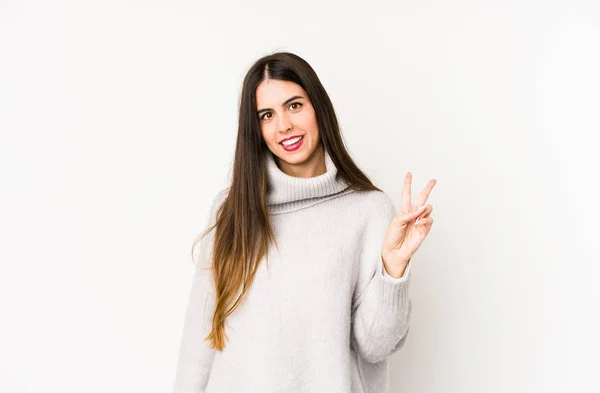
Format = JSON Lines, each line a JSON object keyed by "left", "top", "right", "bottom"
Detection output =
{"left": 276, "top": 112, "right": 292, "bottom": 132}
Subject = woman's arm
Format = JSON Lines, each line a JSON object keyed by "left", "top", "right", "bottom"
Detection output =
{"left": 350, "top": 195, "right": 413, "bottom": 364}
{"left": 173, "top": 190, "right": 227, "bottom": 392}
{"left": 173, "top": 256, "right": 216, "bottom": 392}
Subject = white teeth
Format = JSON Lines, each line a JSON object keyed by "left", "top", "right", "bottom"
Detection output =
{"left": 281, "top": 136, "right": 303, "bottom": 146}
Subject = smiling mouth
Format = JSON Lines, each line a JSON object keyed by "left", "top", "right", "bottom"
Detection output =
{"left": 279, "top": 135, "right": 304, "bottom": 151}
{"left": 279, "top": 135, "right": 304, "bottom": 145}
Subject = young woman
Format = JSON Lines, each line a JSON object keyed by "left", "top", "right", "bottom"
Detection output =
{"left": 174, "top": 51, "right": 436, "bottom": 393}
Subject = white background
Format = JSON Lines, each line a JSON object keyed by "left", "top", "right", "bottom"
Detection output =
{"left": 1, "top": 1, "right": 599, "bottom": 392}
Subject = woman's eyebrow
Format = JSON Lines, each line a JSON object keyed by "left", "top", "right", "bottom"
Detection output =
{"left": 257, "top": 95, "right": 304, "bottom": 114}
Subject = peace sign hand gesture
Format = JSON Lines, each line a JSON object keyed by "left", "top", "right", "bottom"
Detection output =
{"left": 381, "top": 172, "right": 437, "bottom": 278}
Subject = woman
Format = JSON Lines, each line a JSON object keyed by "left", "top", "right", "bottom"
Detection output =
{"left": 174, "top": 51, "right": 436, "bottom": 393}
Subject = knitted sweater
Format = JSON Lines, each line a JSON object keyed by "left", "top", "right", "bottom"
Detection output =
{"left": 173, "top": 149, "right": 413, "bottom": 393}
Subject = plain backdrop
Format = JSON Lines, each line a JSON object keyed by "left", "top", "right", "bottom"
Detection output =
{"left": 1, "top": 1, "right": 599, "bottom": 392}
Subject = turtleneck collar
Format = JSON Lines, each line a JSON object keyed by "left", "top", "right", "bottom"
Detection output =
{"left": 265, "top": 149, "right": 353, "bottom": 214}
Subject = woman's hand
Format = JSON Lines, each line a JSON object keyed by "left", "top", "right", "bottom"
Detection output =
{"left": 381, "top": 172, "right": 437, "bottom": 277}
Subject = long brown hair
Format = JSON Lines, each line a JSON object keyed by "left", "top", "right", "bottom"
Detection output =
{"left": 193, "top": 51, "right": 383, "bottom": 351}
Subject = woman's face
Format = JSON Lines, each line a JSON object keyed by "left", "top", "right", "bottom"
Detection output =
{"left": 256, "top": 79, "right": 322, "bottom": 171}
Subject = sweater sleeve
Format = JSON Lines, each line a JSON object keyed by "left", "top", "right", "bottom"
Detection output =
{"left": 173, "top": 190, "right": 226, "bottom": 393}
{"left": 350, "top": 193, "right": 413, "bottom": 364}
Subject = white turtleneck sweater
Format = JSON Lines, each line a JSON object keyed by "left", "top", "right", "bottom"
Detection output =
{"left": 173, "top": 149, "right": 413, "bottom": 393}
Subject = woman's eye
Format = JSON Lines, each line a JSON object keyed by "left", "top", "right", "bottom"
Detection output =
{"left": 260, "top": 103, "right": 301, "bottom": 120}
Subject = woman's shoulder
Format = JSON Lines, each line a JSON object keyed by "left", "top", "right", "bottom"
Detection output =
{"left": 200, "top": 187, "right": 229, "bottom": 226}
{"left": 353, "top": 189, "right": 397, "bottom": 218}
{"left": 340, "top": 190, "right": 396, "bottom": 232}
{"left": 211, "top": 187, "right": 230, "bottom": 209}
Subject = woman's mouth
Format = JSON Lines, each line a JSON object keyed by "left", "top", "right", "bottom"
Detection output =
{"left": 279, "top": 135, "right": 304, "bottom": 152}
